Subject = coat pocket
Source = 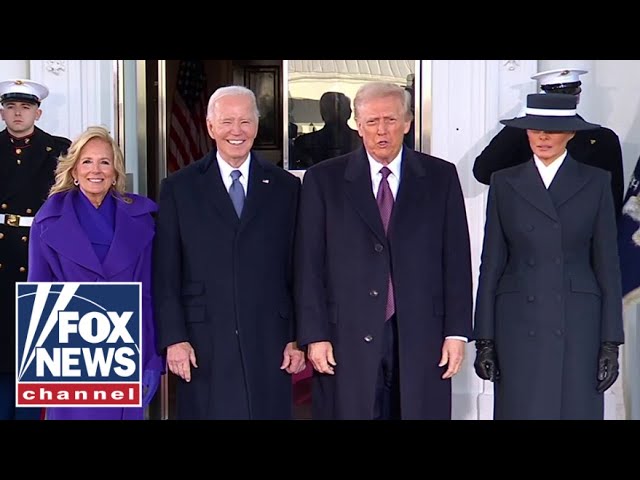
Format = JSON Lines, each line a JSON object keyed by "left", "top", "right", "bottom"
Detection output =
{"left": 570, "top": 276, "right": 601, "bottom": 297}
{"left": 181, "top": 281, "right": 206, "bottom": 306}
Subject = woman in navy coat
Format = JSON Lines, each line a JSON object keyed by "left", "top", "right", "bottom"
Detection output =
{"left": 27, "top": 126, "right": 163, "bottom": 420}
{"left": 473, "top": 94, "right": 624, "bottom": 420}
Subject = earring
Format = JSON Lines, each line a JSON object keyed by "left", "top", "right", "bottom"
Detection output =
{"left": 112, "top": 179, "right": 116, "bottom": 186}
{"left": 73, "top": 179, "right": 79, "bottom": 186}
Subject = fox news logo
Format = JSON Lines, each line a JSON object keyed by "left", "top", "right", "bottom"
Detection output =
{"left": 16, "top": 282, "right": 142, "bottom": 407}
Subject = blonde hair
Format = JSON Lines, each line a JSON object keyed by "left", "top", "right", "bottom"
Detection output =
{"left": 50, "top": 125, "right": 127, "bottom": 197}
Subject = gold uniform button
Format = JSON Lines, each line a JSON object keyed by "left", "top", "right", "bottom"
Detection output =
{"left": 26, "top": 208, "right": 32, "bottom": 214}
{"left": 1, "top": 204, "right": 7, "bottom": 210}
{"left": 21, "top": 236, "right": 28, "bottom": 242}
{"left": 25, "top": 138, "right": 30, "bottom": 144}
{"left": 16, "top": 159, "right": 21, "bottom": 165}
{"left": 0, "top": 233, "right": 4, "bottom": 239}
{"left": 0, "top": 264, "right": 3, "bottom": 269}
{"left": 15, "top": 148, "right": 22, "bottom": 155}
{"left": 46, "top": 146, "right": 52, "bottom": 152}
{"left": 19, "top": 267, "right": 26, "bottom": 273}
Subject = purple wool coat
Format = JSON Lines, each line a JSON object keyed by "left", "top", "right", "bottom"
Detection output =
{"left": 27, "top": 189, "right": 163, "bottom": 420}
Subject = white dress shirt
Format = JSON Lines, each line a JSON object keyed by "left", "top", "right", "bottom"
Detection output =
{"left": 217, "top": 153, "right": 251, "bottom": 194}
{"left": 534, "top": 151, "right": 567, "bottom": 189}
{"left": 367, "top": 148, "right": 467, "bottom": 343}
{"left": 368, "top": 150, "right": 402, "bottom": 199}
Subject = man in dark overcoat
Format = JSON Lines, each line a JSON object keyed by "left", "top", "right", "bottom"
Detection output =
{"left": 153, "top": 86, "right": 305, "bottom": 419}
{"left": 295, "top": 82, "right": 473, "bottom": 420}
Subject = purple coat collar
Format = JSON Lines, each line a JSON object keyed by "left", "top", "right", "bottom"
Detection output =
{"left": 35, "top": 189, "right": 157, "bottom": 279}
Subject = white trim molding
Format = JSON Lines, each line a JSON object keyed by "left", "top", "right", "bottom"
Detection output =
{"left": 29, "top": 60, "right": 115, "bottom": 140}
{"left": 44, "top": 60, "right": 66, "bottom": 76}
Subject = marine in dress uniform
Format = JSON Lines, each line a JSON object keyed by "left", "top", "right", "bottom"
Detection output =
{"left": 0, "top": 79, "right": 71, "bottom": 419}
{"left": 473, "top": 68, "right": 625, "bottom": 219}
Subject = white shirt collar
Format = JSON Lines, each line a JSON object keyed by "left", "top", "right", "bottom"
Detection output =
{"left": 217, "top": 152, "right": 251, "bottom": 188}
{"left": 367, "top": 148, "right": 403, "bottom": 181}
{"left": 533, "top": 150, "right": 567, "bottom": 189}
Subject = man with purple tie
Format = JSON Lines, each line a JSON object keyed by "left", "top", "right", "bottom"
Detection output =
{"left": 295, "top": 82, "right": 473, "bottom": 420}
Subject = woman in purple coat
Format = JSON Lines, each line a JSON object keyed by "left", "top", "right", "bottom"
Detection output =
{"left": 27, "top": 126, "right": 163, "bottom": 420}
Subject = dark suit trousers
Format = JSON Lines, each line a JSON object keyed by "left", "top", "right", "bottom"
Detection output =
{"left": 373, "top": 316, "right": 401, "bottom": 420}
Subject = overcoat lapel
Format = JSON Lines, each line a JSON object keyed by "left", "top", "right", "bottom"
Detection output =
{"left": 239, "top": 157, "right": 273, "bottom": 231}
{"left": 547, "top": 155, "right": 592, "bottom": 209}
{"left": 40, "top": 192, "right": 104, "bottom": 276}
{"left": 388, "top": 150, "right": 428, "bottom": 240}
{"left": 344, "top": 149, "right": 386, "bottom": 244}
{"left": 505, "top": 160, "right": 559, "bottom": 222}
{"left": 197, "top": 152, "right": 240, "bottom": 229}
{"left": 102, "top": 200, "right": 154, "bottom": 278}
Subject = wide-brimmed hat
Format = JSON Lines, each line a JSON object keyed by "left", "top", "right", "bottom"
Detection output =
{"left": 500, "top": 93, "right": 600, "bottom": 131}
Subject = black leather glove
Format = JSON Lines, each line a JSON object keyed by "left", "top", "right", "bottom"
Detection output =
{"left": 596, "top": 341, "right": 620, "bottom": 394}
{"left": 474, "top": 339, "right": 500, "bottom": 382}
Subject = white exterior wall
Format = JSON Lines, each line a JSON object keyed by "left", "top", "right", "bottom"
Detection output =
{"left": 28, "top": 60, "right": 115, "bottom": 140}
{"left": 431, "top": 60, "right": 538, "bottom": 419}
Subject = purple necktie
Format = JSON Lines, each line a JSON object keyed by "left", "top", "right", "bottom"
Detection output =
{"left": 376, "top": 167, "right": 395, "bottom": 321}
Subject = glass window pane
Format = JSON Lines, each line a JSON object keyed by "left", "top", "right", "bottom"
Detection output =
{"left": 285, "top": 60, "right": 416, "bottom": 170}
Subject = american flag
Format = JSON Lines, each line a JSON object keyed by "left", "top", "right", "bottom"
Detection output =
{"left": 618, "top": 155, "right": 640, "bottom": 419}
{"left": 167, "top": 60, "right": 213, "bottom": 173}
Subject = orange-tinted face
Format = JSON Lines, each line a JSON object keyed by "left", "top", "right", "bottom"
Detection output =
{"left": 356, "top": 95, "right": 411, "bottom": 165}
{"left": 527, "top": 130, "right": 575, "bottom": 165}
{"left": 0, "top": 101, "right": 41, "bottom": 137}
{"left": 206, "top": 94, "right": 258, "bottom": 168}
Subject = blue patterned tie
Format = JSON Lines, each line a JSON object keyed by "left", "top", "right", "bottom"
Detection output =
{"left": 229, "top": 170, "right": 245, "bottom": 218}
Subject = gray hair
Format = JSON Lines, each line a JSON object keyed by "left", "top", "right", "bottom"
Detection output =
{"left": 354, "top": 81, "right": 413, "bottom": 122}
{"left": 206, "top": 85, "right": 260, "bottom": 121}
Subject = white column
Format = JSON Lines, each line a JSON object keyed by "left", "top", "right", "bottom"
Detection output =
{"left": 28, "top": 60, "right": 115, "bottom": 140}
{"left": 431, "top": 59, "right": 537, "bottom": 420}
